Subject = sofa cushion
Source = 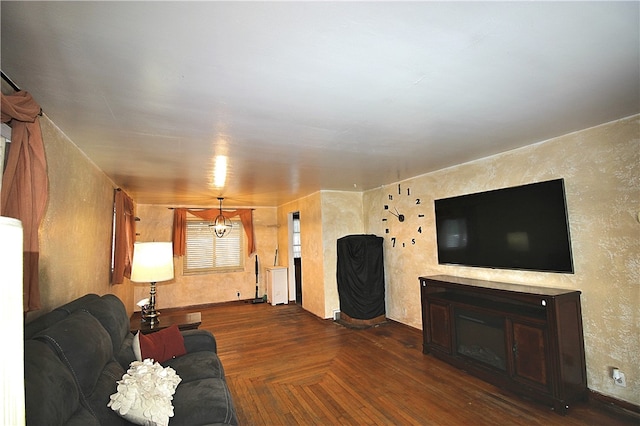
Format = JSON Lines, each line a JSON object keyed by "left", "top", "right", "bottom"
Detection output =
{"left": 181, "top": 328, "right": 218, "bottom": 353}
{"left": 24, "top": 309, "right": 70, "bottom": 340}
{"left": 64, "top": 410, "right": 102, "bottom": 426}
{"left": 56, "top": 293, "right": 102, "bottom": 314}
{"left": 24, "top": 294, "right": 101, "bottom": 339}
{"left": 86, "top": 360, "right": 130, "bottom": 426}
{"left": 170, "top": 378, "right": 238, "bottom": 425}
{"left": 34, "top": 310, "right": 114, "bottom": 397}
{"left": 115, "top": 332, "right": 138, "bottom": 370}
{"left": 163, "top": 350, "right": 225, "bottom": 383}
{"left": 83, "top": 294, "right": 130, "bottom": 355}
{"left": 24, "top": 340, "right": 98, "bottom": 425}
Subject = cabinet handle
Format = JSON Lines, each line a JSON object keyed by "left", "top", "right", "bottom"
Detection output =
{"left": 512, "top": 343, "right": 518, "bottom": 357}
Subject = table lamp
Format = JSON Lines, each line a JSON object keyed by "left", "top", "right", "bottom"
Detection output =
{"left": 130, "top": 242, "right": 174, "bottom": 326}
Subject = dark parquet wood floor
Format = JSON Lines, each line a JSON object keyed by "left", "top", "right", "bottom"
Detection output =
{"left": 193, "top": 301, "right": 636, "bottom": 426}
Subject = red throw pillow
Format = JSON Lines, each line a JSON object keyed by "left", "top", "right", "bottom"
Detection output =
{"left": 138, "top": 324, "right": 187, "bottom": 363}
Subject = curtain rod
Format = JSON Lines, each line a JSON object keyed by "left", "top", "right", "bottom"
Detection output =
{"left": 1, "top": 70, "right": 43, "bottom": 116}
{"left": 1, "top": 71, "right": 20, "bottom": 92}
{"left": 167, "top": 207, "right": 256, "bottom": 210}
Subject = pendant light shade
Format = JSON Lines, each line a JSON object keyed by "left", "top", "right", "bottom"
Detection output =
{"left": 213, "top": 197, "right": 232, "bottom": 238}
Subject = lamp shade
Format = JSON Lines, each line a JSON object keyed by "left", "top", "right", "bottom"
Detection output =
{"left": 130, "top": 242, "right": 174, "bottom": 283}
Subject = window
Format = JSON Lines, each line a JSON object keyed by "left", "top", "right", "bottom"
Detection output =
{"left": 184, "top": 219, "right": 244, "bottom": 274}
{"left": 292, "top": 212, "right": 301, "bottom": 258}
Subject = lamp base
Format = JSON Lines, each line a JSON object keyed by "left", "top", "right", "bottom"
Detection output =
{"left": 141, "top": 310, "right": 160, "bottom": 327}
{"left": 141, "top": 281, "right": 161, "bottom": 326}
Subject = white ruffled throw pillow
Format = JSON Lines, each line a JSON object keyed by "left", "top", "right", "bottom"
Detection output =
{"left": 108, "top": 359, "right": 182, "bottom": 426}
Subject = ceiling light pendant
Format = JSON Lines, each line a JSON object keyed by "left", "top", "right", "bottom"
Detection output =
{"left": 212, "top": 197, "right": 232, "bottom": 238}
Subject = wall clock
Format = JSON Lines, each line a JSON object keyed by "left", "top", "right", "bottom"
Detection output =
{"left": 383, "top": 183, "right": 425, "bottom": 248}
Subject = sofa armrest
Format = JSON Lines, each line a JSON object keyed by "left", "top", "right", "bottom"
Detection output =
{"left": 181, "top": 329, "right": 218, "bottom": 353}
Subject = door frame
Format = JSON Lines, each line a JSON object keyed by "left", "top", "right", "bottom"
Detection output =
{"left": 287, "top": 212, "right": 296, "bottom": 302}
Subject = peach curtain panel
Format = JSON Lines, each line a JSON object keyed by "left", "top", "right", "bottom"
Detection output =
{"left": 1, "top": 91, "right": 47, "bottom": 312}
{"left": 112, "top": 189, "right": 135, "bottom": 284}
{"left": 173, "top": 208, "right": 256, "bottom": 256}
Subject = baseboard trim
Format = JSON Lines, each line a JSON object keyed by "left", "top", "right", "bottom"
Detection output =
{"left": 588, "top": 389, "right": 640, "bottom": 421}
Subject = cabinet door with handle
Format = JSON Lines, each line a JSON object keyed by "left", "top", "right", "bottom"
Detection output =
{"left": 427, "top": 301, "right": 452, "bottom": 353}
{"left": 509, "top": 320, "right": 551, "bottom": 392}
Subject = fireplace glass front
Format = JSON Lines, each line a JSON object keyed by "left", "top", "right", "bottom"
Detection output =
{"left": 455, "top": 308, "right": 506, "bottom": 371}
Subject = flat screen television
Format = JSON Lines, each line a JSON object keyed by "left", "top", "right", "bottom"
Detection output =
{"left": 434, "top": 179, "right": 574, "bottom": 273}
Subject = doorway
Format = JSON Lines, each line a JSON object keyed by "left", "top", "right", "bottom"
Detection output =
{"left": 289, "top": 212, "right": 302, "bottom": 305}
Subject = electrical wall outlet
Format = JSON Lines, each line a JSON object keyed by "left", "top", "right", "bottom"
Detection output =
{"left": 612, "top": 368, "right": 627, "bottom": 387}
{"left": 236, "top": 290, "right": 240, "bottom": 299}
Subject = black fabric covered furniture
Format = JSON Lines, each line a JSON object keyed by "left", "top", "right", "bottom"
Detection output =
{"left": 24, "top": 293, "right": 238, "bottom": 425}
{"left": 336, "top": 234, "right": 386, "bottom": 320}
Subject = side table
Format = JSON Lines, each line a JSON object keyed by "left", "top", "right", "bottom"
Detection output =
{"left": 130, "top": 311, "right": 202, "bottom": 334}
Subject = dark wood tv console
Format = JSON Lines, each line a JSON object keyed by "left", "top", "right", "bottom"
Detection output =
{"left": 419, "top": 275, "right": 587, "bottom": 413}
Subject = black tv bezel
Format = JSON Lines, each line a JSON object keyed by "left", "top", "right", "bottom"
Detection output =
{"left": 434, "top": 179, "right": 574, "bottom": 274}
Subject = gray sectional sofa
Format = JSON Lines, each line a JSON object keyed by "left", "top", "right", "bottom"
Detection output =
{"left": 24, "top": 293, "right": 238, "bottom": 425}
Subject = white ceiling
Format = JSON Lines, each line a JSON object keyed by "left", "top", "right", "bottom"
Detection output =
{"left": 1, "top": 1, "right": 638, "bottom": 207}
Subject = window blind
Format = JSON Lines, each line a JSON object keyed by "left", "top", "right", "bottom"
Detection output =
{"left": 185, "top": 220, "right": 243, "bottom": 273}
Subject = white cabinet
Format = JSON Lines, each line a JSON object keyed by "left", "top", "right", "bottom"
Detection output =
{"left": 266, "top": 266, "right": 288, "bottom": 306}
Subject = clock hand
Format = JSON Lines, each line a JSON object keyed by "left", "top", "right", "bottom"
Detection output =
{"left": 390, "top": 208, "right": 405, "bottom": 222}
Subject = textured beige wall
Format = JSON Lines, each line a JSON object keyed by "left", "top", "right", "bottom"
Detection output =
{"left": 29, "top": 116, "right": 132, "bottom": 321}
{"left": 321, "top": 191, "right": 365, "bottom": 318}
{"left": 364, "top": 115, "right": 639, "bottom": 405}
{"left": 133, "top": 204, "right": 278, "bottom": 311}
{"left": 277, "top": 191, "right": 365, "bottom": 319}
{"left": 278, "top": 192, "right": 325, "bottom": 318}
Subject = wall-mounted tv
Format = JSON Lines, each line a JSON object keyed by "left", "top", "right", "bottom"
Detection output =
{"left": 434, "top": 179, "right": 574, "bottom": 273}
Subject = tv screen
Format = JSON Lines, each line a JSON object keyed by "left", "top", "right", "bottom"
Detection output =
{"left": 435, "top": 179, "right": 574, "bottom": 273}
